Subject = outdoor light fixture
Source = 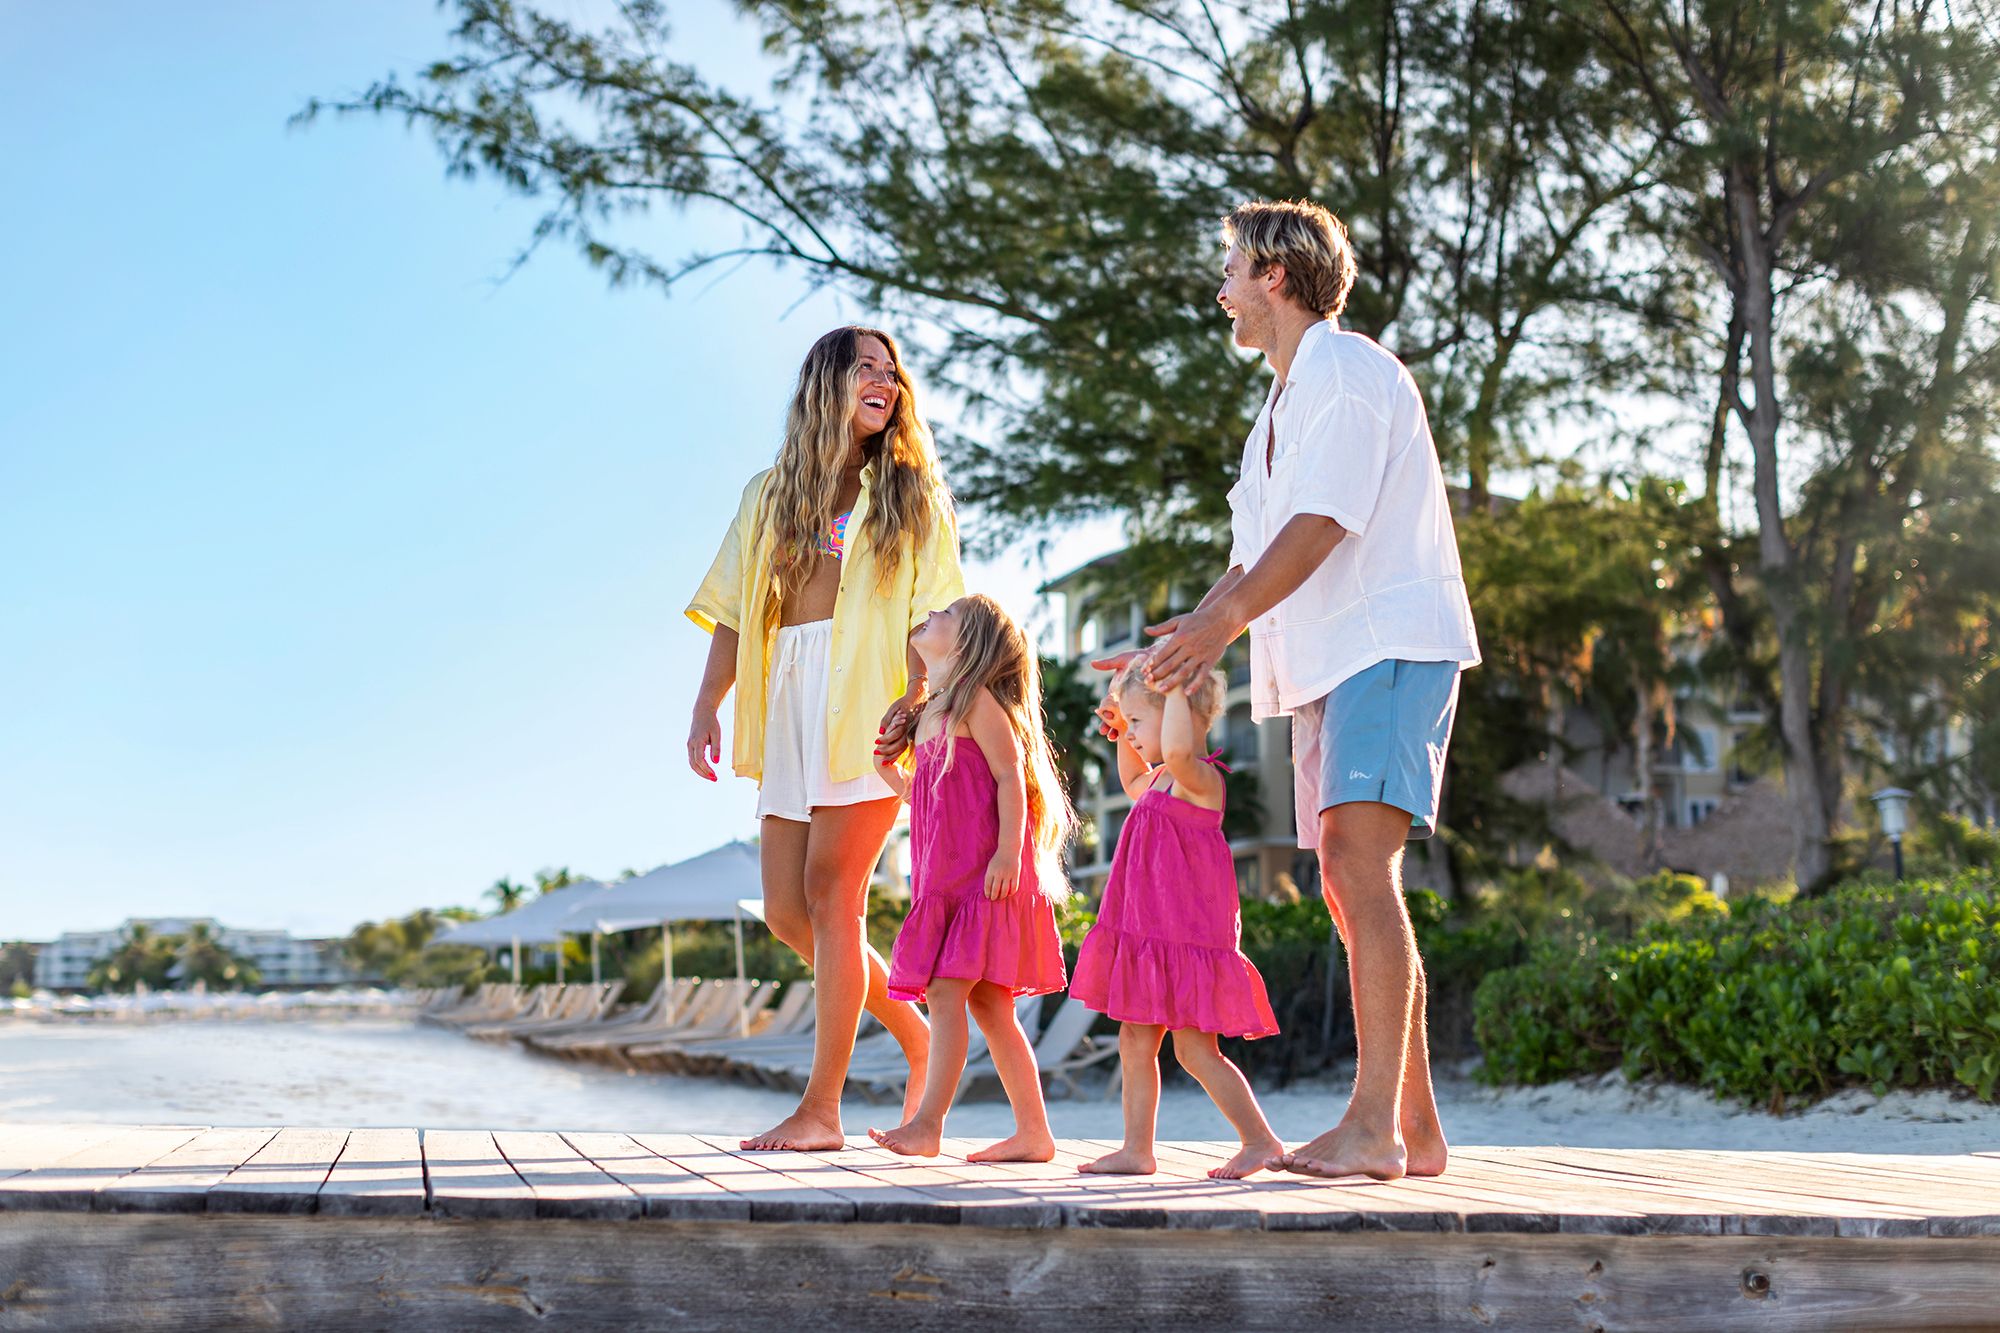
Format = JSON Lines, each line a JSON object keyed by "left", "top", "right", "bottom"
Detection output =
{"left": 1871, "top": 787, "right": 1914, "bottom": 879}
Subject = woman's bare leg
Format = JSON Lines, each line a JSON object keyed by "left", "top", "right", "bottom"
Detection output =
{"left": 1169, "top": 1029, "right": 1282, "bottom": 1179}
{"left": 1079, "top": 1023, "right": 1165, "bottom": 1174}
{"left": 868, "top": 977, "right": 972, "bottom": 1157}
{"left": 965, "top": 983, "right": 1055, "bottom": 1163}
{"left": 741, "top": 797, "right": 922, "bottom": 1150}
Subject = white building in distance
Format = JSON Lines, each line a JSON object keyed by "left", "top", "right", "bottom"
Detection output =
{"left": 31, "top": 918, "right": 358, "bottom": 991}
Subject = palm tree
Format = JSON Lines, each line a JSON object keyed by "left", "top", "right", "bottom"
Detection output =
{"left": 534, "top": 867, "right": 578, "bottom": 895}
{"left": 175, "top": 923, "right": 260, "bottom": 991}
{"left": 85, "top": 923, "right": 177, "bottom": 993}
{"left": 485, "top": 878, "right": 529, "bottom": 913}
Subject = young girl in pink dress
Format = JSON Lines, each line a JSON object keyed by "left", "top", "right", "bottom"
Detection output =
{"left": 1070, "top": 654, "right": 1282, "bottom": 1180}
{"left": 870, "top": 594, "right": 1075, "bottom": 1162}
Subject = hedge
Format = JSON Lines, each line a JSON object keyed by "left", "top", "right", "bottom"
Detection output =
{"left": 1471, "top": 871, "right": 2000, "bottom": 1108}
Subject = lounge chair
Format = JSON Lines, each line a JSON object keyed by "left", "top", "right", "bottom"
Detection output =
{"left": 470, "top": 982, "right": 627, "bottom": 1042}
{"left": 563, "top": 978, "right": 755, "bottom": 1067}
{"left": 649, "top": 982, "right": 818, "bottom": 1076}
{"left": 426, "top": 983, "right": 535, "bottom": 1028}
{"left": 458, "top": 984, "right": 575, "bottom": 1037}
{"left": 621, "top": 981, "right": 808, "bottom": 1071}
{"left": 526, "top": 979, "right": 692, "bottom": 1056}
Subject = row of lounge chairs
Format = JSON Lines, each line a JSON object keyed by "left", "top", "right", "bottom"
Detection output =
{"left": 417, "top": 977, "right": 1123, "bottom": 1100}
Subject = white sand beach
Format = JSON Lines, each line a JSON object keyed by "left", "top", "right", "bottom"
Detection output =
{"left": 3, "top": 1021, "right": 1994, "bottom": 1154}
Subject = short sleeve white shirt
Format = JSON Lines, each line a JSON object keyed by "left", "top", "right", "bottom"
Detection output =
{"left": 1227, "top": 322, "right": 1480, "bottom": 721}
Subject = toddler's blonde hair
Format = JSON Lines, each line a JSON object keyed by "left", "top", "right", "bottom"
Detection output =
{"left": 1111, "top": 652, "right": 1228, "bottom": 737}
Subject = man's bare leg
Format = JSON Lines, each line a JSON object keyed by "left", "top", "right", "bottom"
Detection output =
{"left": 741, "top": 799, "right": 926, "bottom": 1150}
{"left": 1320, "top": 863, "right": 1448, "bottom": 1177}
{"left": 1278, "top": 800, "right": 1423, "bottom": 1180}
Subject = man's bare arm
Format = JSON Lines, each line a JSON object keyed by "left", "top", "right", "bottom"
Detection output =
{"left": 1145, "top": 516, "right": 1345, "bottom": 690}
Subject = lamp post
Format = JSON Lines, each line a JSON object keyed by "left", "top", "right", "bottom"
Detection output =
{"left": 1872, "top": 787, "right": 1914, "bottom": 880}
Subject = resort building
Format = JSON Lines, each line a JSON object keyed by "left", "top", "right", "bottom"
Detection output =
{"left": 31, "top": 918, "right": 359, "bottom": 991}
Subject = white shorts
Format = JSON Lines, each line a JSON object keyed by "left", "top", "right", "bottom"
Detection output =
{"left": 756, "top": 619, "right": 895, "bottom": 822}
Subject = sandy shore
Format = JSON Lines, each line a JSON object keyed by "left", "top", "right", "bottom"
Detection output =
{"left": 3, "top": 1021, "right": 1994, "bottom": 1153}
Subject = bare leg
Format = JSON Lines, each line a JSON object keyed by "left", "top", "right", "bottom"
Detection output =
{"left": 868, "top": 977, "right": 971, "bottom": 1156}
{"left": 1169, "top": 1029, "right": 1281, "bottom": 1179}
{"left": 1278, "top": 801, "right": 1421, "bottom": 1180}
{"left": 741, "top": 799, "right": 924, "bottom": 1150}
{"left": 964, "top": 983, "right": 1055, "bottom": 1163}
{"left": 1079, "top": 1023, "right": 1164, "bottom": 1175}
{"left": 1321, "top": 866, "right": 1448, "bottom": 1176}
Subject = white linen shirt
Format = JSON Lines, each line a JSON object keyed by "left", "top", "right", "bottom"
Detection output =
{"left": 1226, "top": 322, "right": 1480, "bottom": 721}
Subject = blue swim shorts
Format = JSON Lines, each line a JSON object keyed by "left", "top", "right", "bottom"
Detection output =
{"left": 1290, "top": 658, "right": 1462, "bottom": 847}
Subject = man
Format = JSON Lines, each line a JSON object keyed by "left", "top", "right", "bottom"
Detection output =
{"left": 1102, "top": 199, "right": 1479, "bottom": 1181}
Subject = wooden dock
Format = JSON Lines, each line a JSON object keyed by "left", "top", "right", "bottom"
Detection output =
{"left": 1, "top": 1122, "right": 1997, "bottom": 1330}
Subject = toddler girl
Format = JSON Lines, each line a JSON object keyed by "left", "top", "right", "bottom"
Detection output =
{"left": 870, "top": 594, "right": 1074, "bottom": 1162}
{"left": 1070, "top": 653, "right": 1282, "bottom": 1179}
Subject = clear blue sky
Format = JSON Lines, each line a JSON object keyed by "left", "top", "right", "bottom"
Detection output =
{"left": 0, "top": 2, "right": 1111, "bottom": 941}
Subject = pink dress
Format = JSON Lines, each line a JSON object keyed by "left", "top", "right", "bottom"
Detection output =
{"left": 885, "top": 734, "right": 1068, "bottom": 1005}
{"left": 1070, "top": 762, "right": 1279, "bottom": 1038}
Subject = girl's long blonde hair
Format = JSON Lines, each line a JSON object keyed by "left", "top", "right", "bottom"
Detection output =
{"left": 925, "top": 595, "right": 1077, "bottom": 901}
{"left": 758, "top": 326, "right": 950, "bottom": 625}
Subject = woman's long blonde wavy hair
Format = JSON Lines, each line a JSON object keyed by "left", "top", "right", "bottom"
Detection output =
{"left": 757, "top": 326, "right": 950, "bottom": 624}
{"left": 924, "top": 595, "right": 1077, "bottom": 902}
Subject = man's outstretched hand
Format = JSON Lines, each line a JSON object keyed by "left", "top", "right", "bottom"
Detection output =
{"left": 1141, "top": 605, "right": 1238, "bottom": 692}
{"left": 1088, "top": 617, "right": 1183, "bottom": 676}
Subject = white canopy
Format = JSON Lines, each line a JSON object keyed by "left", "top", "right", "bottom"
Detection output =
{"left": 567, "top": 841, "right": 762, "bottom": 933}
{"left": 432, "top": 880, "right": 610, "bottom": 948}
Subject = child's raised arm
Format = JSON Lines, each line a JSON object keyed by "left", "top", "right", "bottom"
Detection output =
{"left": 1097, "top": 692, "right": 1155, "bottom": 802}
{"left": 1160, "top": 684, "right": 1224, "bottom": 810}
{"left": 967, "top": 689, "right": 1027, "bottom": 899}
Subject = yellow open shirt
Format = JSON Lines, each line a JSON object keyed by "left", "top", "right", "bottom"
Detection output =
{"left": 686, "top": 465, "right": 967, "bottom": 786}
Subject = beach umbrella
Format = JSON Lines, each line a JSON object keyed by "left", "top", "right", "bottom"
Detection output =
{"left": 430, "top": 881, "right": 610, "bottom": 983}
{"left": 563, "top": 841, "right": 764, "bottom": 1031}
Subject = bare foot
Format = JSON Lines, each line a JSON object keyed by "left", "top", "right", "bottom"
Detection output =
{"left": 740, "top": 1107, "right": 844, "bottom": 1152}
{"left": 1402, "top": 1118, "right": 1449, "bottom": 1177}
{"left": 1275, "top": 1124, "right": 1406, "bottom": 1181}
{"left": 1209, "top": 1138, "right": 1282, "bottom": 1180}
{"left": 967, "top": 1129, "right": 1055, "bottom": 1163}
{"left": 868, "top": 1119, "right": 942, "bottom": 1157}
{"left": 1077, "top": 1147, "right": 1155, "bottom": 1175}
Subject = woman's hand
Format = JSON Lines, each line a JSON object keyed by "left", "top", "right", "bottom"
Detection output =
{"left": 876, "top": 681, "right": 928, "bottom": 759}
{"left": 687, "top": 708, "right": 723, "bottom": 781}
{"left": 984, "top": 850, "right": 1021, "bottom": 900}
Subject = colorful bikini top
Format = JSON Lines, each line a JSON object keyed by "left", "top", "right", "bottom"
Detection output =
{"left": 811, "top": 509, "right": 852, "bottom": 559}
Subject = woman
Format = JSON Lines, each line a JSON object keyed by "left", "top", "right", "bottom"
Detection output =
{"left": 685, "top": 325, "right": 964, "bottom": 1152}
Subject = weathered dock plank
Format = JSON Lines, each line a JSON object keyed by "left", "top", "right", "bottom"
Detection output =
{"left": 207, "top": 1127, "right": 350, "bottom": 1215}
{"left": 559, "top": 1131, "right": 754, "bottom": 1222}
{"left": 1, "top": 1125, "right": 1998, "bottom": 1329}
{"left": 0, "top": 1126, "right": 206, "bottom": 1212}
{"left": 98, "top": 1126, "right": 279, "bottom": 1213}
{"left": 626, "top": 1133, "right": 853, "bottom": 1223}
{"left": 424, "top": 1129, "right": 535, "bottom": 1220}
{"left": 3, "top": 1212, "right": 1998, "bottom": 1332}
{"left": 317, "top": 1126, "right": 424, "bottom": 1217}
{"left": 0, "top": 1125, "right": 126, "bottom": 1182}
{"left": 491, "top": 1130, "right": 641, "bottom": 1220}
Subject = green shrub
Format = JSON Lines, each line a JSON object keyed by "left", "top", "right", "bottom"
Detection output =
{"left": 1472, "top": 871, "right": 2000, "bottom": 1107}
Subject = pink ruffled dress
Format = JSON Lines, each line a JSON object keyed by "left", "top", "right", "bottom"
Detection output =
{"left": 1070, "top": 761, "right": 1278, "bottom": 1038}
{"left": 885, "top": 734, "right": 1068, "bottom": 1006}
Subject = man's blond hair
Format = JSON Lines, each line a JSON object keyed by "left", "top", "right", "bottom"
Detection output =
{"left": 1223, "top": 199, "right": 1358, "bottom": 318}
